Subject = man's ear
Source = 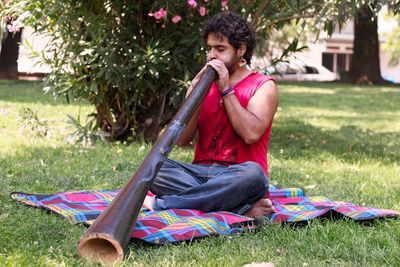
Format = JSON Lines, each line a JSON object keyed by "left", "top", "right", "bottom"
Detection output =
{"left": 239, "top": 44, "right": 247, "bottom": 57}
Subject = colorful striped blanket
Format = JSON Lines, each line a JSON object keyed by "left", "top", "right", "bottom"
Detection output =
{"left": 10, "top": 185, "right": 399, "bottom": 244}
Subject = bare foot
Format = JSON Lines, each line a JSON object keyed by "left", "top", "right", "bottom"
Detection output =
{"left": 244, "top": 198, "right": 274, "bottom": 218}
{"left": 142, "top": 195, "right": 154, "bottom": 211}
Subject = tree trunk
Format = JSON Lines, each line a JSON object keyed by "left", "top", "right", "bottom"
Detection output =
{"left": 347, "top": 5, "right": 388, "bottom": 85}
{"left": 0, "top": 30, "right": 22, "bottom": 80}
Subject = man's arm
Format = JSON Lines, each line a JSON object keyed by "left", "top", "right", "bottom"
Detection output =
{"left": 205, "top": 59, "right": 278, "bottom": 144}
{"left": 222, "top": 80, "right": 278, "bottom": 144}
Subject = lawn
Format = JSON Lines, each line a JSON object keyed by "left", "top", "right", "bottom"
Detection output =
{"left": 0, "top": 79, "right": 399, "bottom": 266}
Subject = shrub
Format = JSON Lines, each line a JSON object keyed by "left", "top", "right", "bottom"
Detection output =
{"left": 6, "top": 1, "right": 230, "bottom": 141}
{"left": 18, "top": 107, "right": 50, "bottom": 137}
{"left": 4, "top": 0, "right": 336, "bottom": 141}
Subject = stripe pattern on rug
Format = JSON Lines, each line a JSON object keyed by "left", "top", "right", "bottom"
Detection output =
{"left": 10, "top": 185, "right": 399, "bottom": 244}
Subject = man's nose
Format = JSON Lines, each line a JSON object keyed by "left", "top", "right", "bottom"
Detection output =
{"left": 207, "top": 54, "right": 217, "bottom": 62}
{"left": 207, "top": 49, "right": 217, "bottom": 61}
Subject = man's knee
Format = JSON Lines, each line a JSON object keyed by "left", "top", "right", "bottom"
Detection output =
{"left": 238, "top": 162, "right": 268, "bottom": 199}
{"left": 232, "top": 161, "right": 268, "bottom": 188}
{"left": 243, "top": 161, "right": 267, "bottom": 179}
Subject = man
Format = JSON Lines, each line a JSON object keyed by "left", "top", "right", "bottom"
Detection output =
{"left": 143, "top": 12, "right": 278, "bottom": 218}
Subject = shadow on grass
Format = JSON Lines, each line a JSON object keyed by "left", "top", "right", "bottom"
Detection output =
{"left": 279, "top": 83, "right": 400, "bottom": 113}
{"left": 279, "top": 81, "right": 400, "bottom": 89}
{"left": 269, "top": 118, "right": 400, "bottom": 164}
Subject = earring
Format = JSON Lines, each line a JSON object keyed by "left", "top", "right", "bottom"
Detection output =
{"left": 239, "top": 56, "right": 247, "bottom": 68}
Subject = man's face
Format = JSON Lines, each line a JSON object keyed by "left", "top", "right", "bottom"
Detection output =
{"left": 206, "top": 33, "right": 240, "bottom": 74}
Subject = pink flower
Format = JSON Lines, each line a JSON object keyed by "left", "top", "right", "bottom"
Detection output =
{"left": 221, "top": 0, "right": 228, "bottom": 7}
{"left": 188, "top": 0, "right": 197, "bottom": 8}
{"left": 199, "top": 7, "right": 206, "bottom": 16}
{"left": 148, "top": 8, "right": 167, "bottom": 20}
{"left": 0, "top": 108, "right": 8, "bottom": 116}
{"left": 7, "top": 21, "right": 21, "bottom": 33}
{"left": 172, "top": 15, "right": 182, "bottom": 24}
{"left": 154, "top": 8, "right": 167, "bottom": 20}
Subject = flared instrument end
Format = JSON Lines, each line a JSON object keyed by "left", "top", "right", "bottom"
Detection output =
{"left": 77, "top": 233, "right": 124, "bottom": 264}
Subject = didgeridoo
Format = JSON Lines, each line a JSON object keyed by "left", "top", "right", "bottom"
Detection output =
{"left": 76, "top": 67, "right": 217, "bottom": 264}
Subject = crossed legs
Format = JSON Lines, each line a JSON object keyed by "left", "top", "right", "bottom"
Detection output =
{"left": 143, "top": 159, "right": 273, "bottom": 217}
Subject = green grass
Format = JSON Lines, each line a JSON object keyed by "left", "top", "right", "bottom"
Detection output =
{"left": 0, "top": 79, "right": 399, "bottom": 266}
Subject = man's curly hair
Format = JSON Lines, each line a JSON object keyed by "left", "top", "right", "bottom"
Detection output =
{"left": 201, "top": 12, "right": 255, "bottom": 64}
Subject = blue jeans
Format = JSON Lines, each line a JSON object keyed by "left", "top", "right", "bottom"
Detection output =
{"left": 150, "top": 158, "right": 268, "bottom": 215}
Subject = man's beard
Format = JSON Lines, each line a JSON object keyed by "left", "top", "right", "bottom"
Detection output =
{"left": 226, "top": 54, "right": 240, "bottom": 74}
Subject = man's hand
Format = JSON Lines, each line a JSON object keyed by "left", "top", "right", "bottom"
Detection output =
{"left": 206, "top": 59, "right": 230, "bottom": 92}
{"left": 186, "top": 64, "right": 210, "bottom": 97}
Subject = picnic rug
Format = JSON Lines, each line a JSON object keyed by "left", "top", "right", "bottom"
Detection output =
{"left": 10, "top": 185, "right": 399, "bottom": 244}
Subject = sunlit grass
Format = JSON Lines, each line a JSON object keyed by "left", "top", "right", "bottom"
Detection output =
{"left": 0, "top": 80, "right": 399, "bottom": 266}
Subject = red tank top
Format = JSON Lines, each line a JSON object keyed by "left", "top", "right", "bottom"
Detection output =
{"left": 193, "top": 72, "right": 275, "bottom": 177}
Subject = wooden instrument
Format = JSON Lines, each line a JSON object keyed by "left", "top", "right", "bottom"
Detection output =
{"left": 76, "top": 67, "right": 217, "bottom": 264}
